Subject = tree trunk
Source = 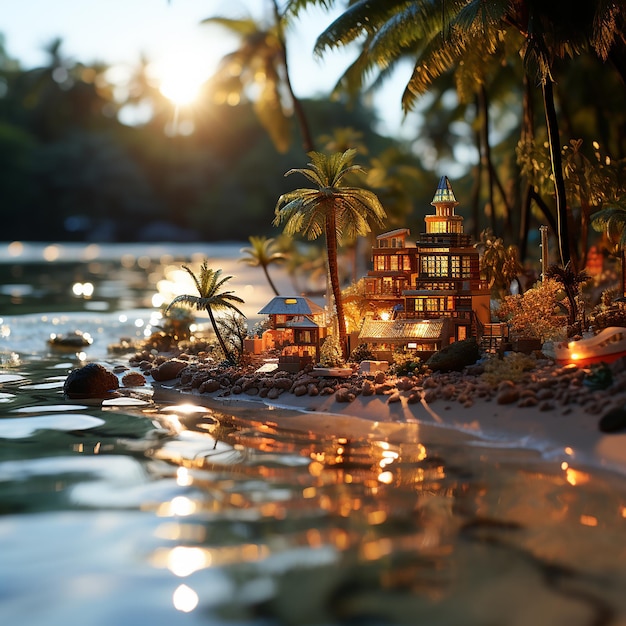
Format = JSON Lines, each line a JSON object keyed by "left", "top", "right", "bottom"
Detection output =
{"left": 263, "top": 265, "right": 280, "bottom": 296}
{"left": 519, "top": 75, "right": 535, "bottom": 263}
{"left": 325, "top": 209, "right": 348, "bottom": 359}
{"left": 470, "top": 127, "right": 482, "bottom": 241}
{"left": 272, "top": 0, "right": 316, "bottom": 153}
{"left": 622, "top": 246, "right": 626, "bottom": 298}
{"left": 529, "top": 188, "right": 558, "bottom": 234}
{"left": 478, "top": 85, "right": 496, "bottom": 235}
{"left": 207, "top": 307, "right": 234, "bottom": 364}
{"left": 542, "top": 79, "right": 571, "bottom": 268}
{"left": 520, "top": 184, "right": 532, "bottom": 264}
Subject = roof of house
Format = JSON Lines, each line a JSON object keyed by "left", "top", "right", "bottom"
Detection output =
{"left": 258, "top": 296, "right": 325, "bottom": 316}
{"left": 286, "top": 317, "right": 320, "bottom": 329}
{"left": 358, "top": 318, "right": 445, "bottom": 342}
{"left": 431, "top": 175, "right": 458, "bottom": 205}
{"left": 376, "top": 228, "right": 410, "bottom": 240}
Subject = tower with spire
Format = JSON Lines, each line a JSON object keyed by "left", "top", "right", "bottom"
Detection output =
{"left": 359, "top": 177, "right": 491, "bottom": 360}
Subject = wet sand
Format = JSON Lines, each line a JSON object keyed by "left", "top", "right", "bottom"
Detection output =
{"left": 155, "top": 375, "right": 626, "bottom": 477}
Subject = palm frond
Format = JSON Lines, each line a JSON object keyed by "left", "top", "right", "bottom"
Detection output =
{"left": 182, "top": 264, "right": 203, "bottom": 296}
{"left": 284, "top": 166, "right": 325, "bottom": 187}
{"left": 284, "top": 0, "right": 339, "bottom": 20}
{"left": 165, "top": 294, "right": 203, "bottom": 313}
{"left": 201, "top": 16, "right": 260, "bottom": 37}
{"left": 314, "top": 0, "right": 410, "bottom": 53}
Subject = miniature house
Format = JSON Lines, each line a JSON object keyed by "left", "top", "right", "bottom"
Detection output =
{"left": 359, "top": 176, "right": 491, "bottom": 360}
{"left": 255, "top": 296, "right": 327, "bottom": 371}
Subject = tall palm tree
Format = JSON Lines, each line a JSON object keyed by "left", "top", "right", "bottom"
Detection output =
{"left": 165, "top": 261, "right": 245, "bottom": 364}
{"left": 239, "top": 235, "right": 286, "bottom": 296}
{"left": 203, "top": 0, "right": 315, "bottom": 153}
{"left": 273, "top": 148, "right": 386, "bottom": 357}
{"left": 592, "top": 199, "right": 626, "bottom": 298}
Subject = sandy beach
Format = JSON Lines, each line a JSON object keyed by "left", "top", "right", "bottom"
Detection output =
{"left": 153, "top": 360, "right": 626, "bottom": 477}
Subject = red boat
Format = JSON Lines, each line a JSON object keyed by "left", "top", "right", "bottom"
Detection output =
{"left": 554, "top": 326, "right": 626, "bottom": 366}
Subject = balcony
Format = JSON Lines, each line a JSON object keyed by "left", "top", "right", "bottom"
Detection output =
{"left": 419, "top": 233, "right": 472, "bottom": 246}
{"left": 400, "top": 310, "right": 473, "bottom": 321}
{"left": 413, "top": 279, "right": 490, "bottom": 292}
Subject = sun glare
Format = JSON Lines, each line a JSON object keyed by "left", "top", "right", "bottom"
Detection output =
{"left": 159, "top": 69, "right": 204, "bottom": 105}
{"left": 152, "top": 51, "right": 211, "bottom": 106}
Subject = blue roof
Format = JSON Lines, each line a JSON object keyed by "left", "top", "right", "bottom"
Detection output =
{"left": 431, "top": 176, "right": 458, "bottom": 205}
{"left": 258, "top": 296, "right": 324, "bottom": 316}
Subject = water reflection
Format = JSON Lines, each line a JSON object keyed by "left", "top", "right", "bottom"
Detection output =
{"left": 2, "top": 246, "right": 626, "bottom": 624}
{"left": 121, "top": 400, "right": 626, "bottom": 624}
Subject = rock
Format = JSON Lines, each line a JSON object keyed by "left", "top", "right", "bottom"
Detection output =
{"left": 517, "top": 396, "right": 538, "bottom": 408}
{"left": 599, "top": 407, "right": 626, "bottom": 432}
{"left": 121, "top": 372, "right": 146, "bottom": 387}
{"left": 375, "top": 382, "right": 395, "bottom": 395}
{"left": 307, "top": 384, "right": 320, "bottom": 396}
{"left": 335, "top": 388, "right": 355, "bottom": 403}
{"left": 426, "top": 338, "right": 480, "bottom": 372}
{"left": 199, "top": 379, "right": 221, "bottom": 393}
{"left": 150, "top": 359, "right": 187, "bottom": 382}
{"left": 267, "top": 387, "right": 283, "bottom": 400}
{"left": 407, "top": 392, "right": 422, "bottom": 404}
{"left": 293, "top": 384, "right": 308, "bottom": 397}
{"left": 63, "top": 363, "right": 119, "bottom": 398}
{"left": 496, "top": 386, "right": 520, "bottom": 405}
{"left": 48, "top": 330, "right": 93, "bottom": 350}
{"left": 361, "top": 380, "right": 375, "bottom": 396}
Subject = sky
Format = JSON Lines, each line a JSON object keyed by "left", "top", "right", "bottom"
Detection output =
{"left": 0, "top": 0, "right": 415, "bottom": 138}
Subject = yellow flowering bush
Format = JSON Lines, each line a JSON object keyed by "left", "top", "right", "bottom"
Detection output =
{"left": 481, "top": 352, "right": 538, "bottom": 386}
{"left": 495, "top": 278, "right": 567, "bottom": 342}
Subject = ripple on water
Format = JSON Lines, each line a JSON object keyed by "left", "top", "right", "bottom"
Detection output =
{"left": 0, "top": 413, "right": 105, "bottom": 438}
{"left": 0, "top": 373, "right": 24, "bottom": 384}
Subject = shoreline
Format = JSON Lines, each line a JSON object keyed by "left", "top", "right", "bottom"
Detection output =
{"left": 153, "top": 373, "right": 626, "bottom": 478}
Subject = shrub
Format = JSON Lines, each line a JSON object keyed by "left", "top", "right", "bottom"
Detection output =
{"left": 481, "top": 352, "right": 537, "bottom": 385}
{"left": 426, "top": 338, "right": 480, "bottom": 372}
{"left": 390, "top": 349, "right": 425, "bottom": 377}
{"left": 320, "top": 334, "right": 344, "bottom": 368}
{"left": 348, "top": 343, "right": 375, "bottom": 363}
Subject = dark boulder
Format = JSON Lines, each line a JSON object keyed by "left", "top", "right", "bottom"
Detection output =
{"left": 426, "top": 338, "right": 480, "bottom": 373}
{"left": 64, "top": 363, "right": 119, "bottom": 399}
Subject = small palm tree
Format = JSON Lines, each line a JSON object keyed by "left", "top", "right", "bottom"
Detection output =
{"left": 165, "top": 260, "right": 245, "bottom": 364}
{"left": 239, "top": 235, "right": 286, "bottom": 296}
{"left": 273, "top": 148, "right": 386, "bottom": 357}
{"left": 545, "top": 262, "right": 589, "bottom": 329}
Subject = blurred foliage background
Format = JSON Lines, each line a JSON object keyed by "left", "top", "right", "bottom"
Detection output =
{"left": 1, "top": 0, "right": 626, "bottom": 275}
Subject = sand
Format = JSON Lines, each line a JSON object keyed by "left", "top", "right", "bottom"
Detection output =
{"left": 156, "top": 377, "right": 626, "bottom": 477}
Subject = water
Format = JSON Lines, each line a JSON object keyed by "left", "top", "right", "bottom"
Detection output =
{"left": 1, "top": 243, "right": 626, "bottom": 626}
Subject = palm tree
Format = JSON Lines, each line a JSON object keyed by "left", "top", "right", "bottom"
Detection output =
{"left": 545, "top": 261, "right": 589, "bottom": 328}
{"left": 165, "top": 261, "right": 245, "bottom": 364}
{"left": 592, "top": 199, "right": 626, "bottom": 298}
{"left": 203, "top": 0, "right": 315, "bottom": 153}
{"left": 273, "top": 148, "right": 386, "bottom": 357}
{"left": 239, "top": 235, "right": 286, "bottom": 296}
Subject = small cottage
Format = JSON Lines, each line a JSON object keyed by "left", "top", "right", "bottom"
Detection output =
{"left": 254, "top": 296, "right": 327, "bottom": 371}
